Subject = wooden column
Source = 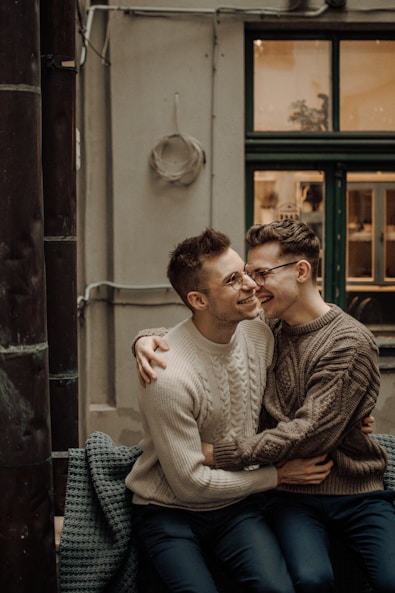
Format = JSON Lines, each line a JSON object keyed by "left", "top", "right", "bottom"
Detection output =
{"left": 0, "top": 1, "right": 57, "bottom": 590}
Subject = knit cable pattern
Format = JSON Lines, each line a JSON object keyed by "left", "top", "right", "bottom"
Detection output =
{"left": 59, "top": 431, "right": 142, "bottom": 593}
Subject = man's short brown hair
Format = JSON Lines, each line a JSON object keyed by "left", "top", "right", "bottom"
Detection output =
{"left": 246, "top": 219, "right": 321, "bottom": 281}
{"left": 167, "top": 228, "right": 231, "bottom": 309}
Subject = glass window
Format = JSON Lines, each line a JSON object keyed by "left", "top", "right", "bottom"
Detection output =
{"left": 385, "top": 189, "right": 395, "bottom": 281}
{"left": 247, "top": 31, "right": 395, "bottom": 342}
{"left": 251, "top": 36, "right": 395, "bottom": 133}
{"left": 347, "top": 188, "right": 373, "bottom": 280}
{"left": 340, "top": 41, "right": 395, "bottom": 131}
{"left": 253, "top": 170, "right": 324, "bottom": 279}
{"left": 253, "top": 40, "right": 331, "bottom": 132}
{"left": 346, "top": 176, "right": 395, "bottom": 332}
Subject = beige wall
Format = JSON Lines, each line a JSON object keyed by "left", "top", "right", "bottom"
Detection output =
{"left": 77, "top": 0, "right": 395, "bottom": 446}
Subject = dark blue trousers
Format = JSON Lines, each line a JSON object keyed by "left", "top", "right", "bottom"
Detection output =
{"left": 264, "top": 490, "right": 395, "bottom": 593}
{"left": 133, "top": 497, "right": 295, "bottom": 593}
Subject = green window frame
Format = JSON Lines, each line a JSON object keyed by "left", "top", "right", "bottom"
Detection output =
{"left": 245, "top": 30, "right": 395, "bottom": 344}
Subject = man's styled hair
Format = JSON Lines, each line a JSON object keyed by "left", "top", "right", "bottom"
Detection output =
{"left": 246, "top": 219, "right": 321, "bottom": 281}
{"left": 167, "top": 228, "right": 231, "bottom": 309}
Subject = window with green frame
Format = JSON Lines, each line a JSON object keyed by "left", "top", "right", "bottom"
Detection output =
{"left": 245, "top": 31, "right": 395, "bottom": 343}
{"left": 246, "top": 33, "right": 395, "bottom": 133}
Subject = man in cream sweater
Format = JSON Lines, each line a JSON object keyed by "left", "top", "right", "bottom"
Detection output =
{"left": 126, "top": 228, "right": 332, "bottom": 593}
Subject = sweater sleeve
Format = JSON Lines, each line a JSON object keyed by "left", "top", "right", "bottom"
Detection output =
{"left": 133, "top": 365, "right": 278, "bottom": 504}
{"left": 213, "top": 332, "right": 380, "bottom": 469}
{"left": 130, "top": 327, "right": 169, "bottom": 357}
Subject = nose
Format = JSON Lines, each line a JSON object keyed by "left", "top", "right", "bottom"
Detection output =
{"left": 242, "top": 271, "right": 257, "bottom": 289}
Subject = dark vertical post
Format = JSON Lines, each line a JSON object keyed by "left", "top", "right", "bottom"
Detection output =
{"left": 40, "top": 0, "right": 78, "bottom": 516}
{"left": 0, "top": 1, "right": 58, "bottom": 591}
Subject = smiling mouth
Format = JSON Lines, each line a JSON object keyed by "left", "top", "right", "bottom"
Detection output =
{"left": 238, "top": 294, "right": 257, "bottom": 305}
{"left": 260, "top": 296, "right": 273, "bottom": 305}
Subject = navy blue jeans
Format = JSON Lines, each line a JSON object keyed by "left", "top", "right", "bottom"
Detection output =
{"left": 132, "top": 497, "right": 295, "bottom": 593}
{"left": 264, "top": 490, "right": 395, "bottom": 593}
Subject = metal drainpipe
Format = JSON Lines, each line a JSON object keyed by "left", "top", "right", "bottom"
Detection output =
{"left": 0, "top": 1, "right": 57, "bottom": 591}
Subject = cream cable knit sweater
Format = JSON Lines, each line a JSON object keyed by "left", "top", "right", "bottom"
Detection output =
{"left": 126, "top": 316, "right": 277, "bottom": 511}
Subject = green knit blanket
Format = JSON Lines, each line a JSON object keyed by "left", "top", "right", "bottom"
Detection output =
{"left": 59, "top": 431, "right": 142, "bottom": 593}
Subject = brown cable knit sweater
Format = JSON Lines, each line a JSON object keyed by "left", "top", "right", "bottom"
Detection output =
{"left": 213, "top": 305, "right": 387, "bottom": 495}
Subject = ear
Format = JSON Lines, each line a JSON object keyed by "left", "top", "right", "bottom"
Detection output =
{"left": 187, "top": 291, "right": 209, "bottom": 311}
{"left": 296, "top": 260, "right": 311, "bottom": 283}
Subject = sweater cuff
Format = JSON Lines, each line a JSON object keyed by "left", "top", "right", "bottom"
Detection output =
{"left": 213, "top": 441, "right": 245, "bottom": 470}
{"left": 130, "top": 327, "right": 169, "bottom": 357}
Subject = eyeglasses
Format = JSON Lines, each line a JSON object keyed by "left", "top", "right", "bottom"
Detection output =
{"left": 246, "top": 261, "right": 300, "bottom": 287}
{"left": 196, "top": 267, "right": 252, "bottom": 292}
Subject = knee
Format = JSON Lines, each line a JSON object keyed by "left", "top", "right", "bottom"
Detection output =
{"left": 294, "top": 568, "right": 334, "bottom": 593}
{"left": 249, "top": 571, "right": 296, "bottom": 593}
{"left": 365, "top": 556, "right": 395, "bottom": 593}
{"left": 246, "top": 580, "right": 295, "bottom": 593}
{"left": 370, "top": 575, "right": 395, "bottom": 593}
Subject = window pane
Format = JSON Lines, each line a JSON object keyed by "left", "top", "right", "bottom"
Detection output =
{"left": 253, "top": 170, "right": 324, "bottom": 278}
{"left": 346, "top": 176, "right": 395, "bottom": 334}
{"left": 340, "top": 40, "right": 395, "bottom": 131}
{"left": 347, "top": 189, "right": 373, "bottom": 280}
{"left": 253, "top": 40, "right": 331, "bottom": 132}
{"left": 385, "top": 189, "right": 395, "bottom": 281}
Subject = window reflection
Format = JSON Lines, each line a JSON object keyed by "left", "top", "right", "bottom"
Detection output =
{"left": 253, "top": 40, "right": 331, "bottom": 132}
{"left": 347, "top": 189, "right": 373, "bottom": 279}
{"left": 252, "top": 37, "right": 395, "bottom": 133}
{"left": 385, "top": 190, "right": 395, "bottom": 280}
{"left": 346, "top": 175, "right": 395, "bottom": 332}
{"left": 340, "top": 40, "right": 395, "bottom": 131}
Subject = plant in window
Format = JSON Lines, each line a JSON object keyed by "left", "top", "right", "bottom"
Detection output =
{"left": 288, "top": 93, "right": 329, "bottom": 131}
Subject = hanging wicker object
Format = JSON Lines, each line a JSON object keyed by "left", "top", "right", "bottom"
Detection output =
{"left": 149, "top": 132, "right": 206, "bottom": 186}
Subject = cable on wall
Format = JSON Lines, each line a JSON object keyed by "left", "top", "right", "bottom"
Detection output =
{"left": 77, "top": 280, "right": 183, "bottom": 324}
{"left": 78, "top": 3, "right": 334, "bottom": 67}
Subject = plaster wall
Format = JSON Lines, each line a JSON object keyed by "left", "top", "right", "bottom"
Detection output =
{"left": 77, "top": 0, "right": 395, "bottom": 446}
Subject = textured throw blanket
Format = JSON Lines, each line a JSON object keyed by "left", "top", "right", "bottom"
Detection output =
{"left": 59, "top": 431, "right": 142, "bottom": 593}
{"left": 372, "top": 432, "right": 395, "bottom": 489}
{"left": 59, "top": 432, "right": 395, "bottom": 593}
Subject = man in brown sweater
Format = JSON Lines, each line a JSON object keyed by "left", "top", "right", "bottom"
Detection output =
{"left": 135, "top": 220, "right": 395, "bottom": 593}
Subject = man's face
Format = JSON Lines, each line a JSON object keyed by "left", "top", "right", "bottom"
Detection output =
{"left": 247, "top": 241, "right": 300, "bottom": 323}
{"left": 201, "top": 248, "right": 260, "bottom": 324}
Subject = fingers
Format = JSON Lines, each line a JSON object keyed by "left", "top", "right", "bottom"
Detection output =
{"left": 307, "top": 456, "right": 334, "bottom": 473}
{"left": 309, "top": 454, "right": 334, "bottom": 468}
{"left": 304, "top": 457, "right": 333, "bottom": 483}
{"left": 134, "top": 336, "right": 169, "bottom": 385}
{"left": 201, "top": 443, "right": 214, "bottom": 466}
{"left": 277, "top": 456, "right": 333, "bottom": 485}
{"left": 136, "top": 363, "right": 150, "bottom": 385}
{"left": 154, "top": 337, "right": 170, "bottom": 353}
{"left": 136, "top": 356, "right": 160, "bottom": 385}
{"left": 361, "top": 414, "right": 375, "bottom": 435}
{"left": 362, "top": 415, "right": 375, "bottom": 425}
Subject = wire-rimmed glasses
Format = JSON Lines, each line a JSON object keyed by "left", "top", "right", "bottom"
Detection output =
{"left": 245, "top": 261, "right": 300, "bottom": 287}
{"left": 196, "top": 266, "right": 253, "bottom": 292}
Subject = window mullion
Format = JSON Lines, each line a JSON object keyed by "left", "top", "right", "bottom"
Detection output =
{"left": 332, "top": 37, "right": 340, "bottom": 132}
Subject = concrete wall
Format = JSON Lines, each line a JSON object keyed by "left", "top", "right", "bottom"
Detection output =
{"left": 76, "top": 0, "right": 395, "bottom": 446}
